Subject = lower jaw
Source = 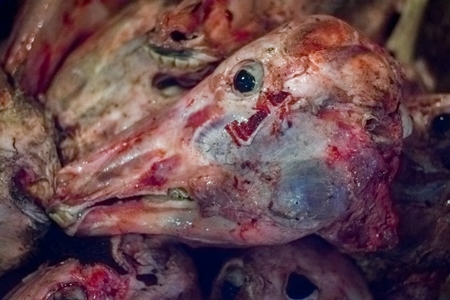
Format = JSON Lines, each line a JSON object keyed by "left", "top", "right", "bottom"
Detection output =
{"left": 51, "top": 196, "right": 315, "bottom": 246}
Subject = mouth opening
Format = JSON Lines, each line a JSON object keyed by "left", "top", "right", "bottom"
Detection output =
{"left": 150, "top": 45, "right": 193, "bottom": 58}
{"left": 49, "top": 188, "right": 197, "bottom": 230}
{"left": 147, "top": 44, "right": 219, "bottom": 71}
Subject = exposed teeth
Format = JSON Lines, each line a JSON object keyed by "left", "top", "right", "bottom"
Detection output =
{"left": 400, "top": 103, "right": 413, "bottom": 138}
{"left": 147, "top": 46, "right": 218, "bottom": 70}
{"left": 49, "top": 205, "right": 79, "bottom": 227}
{"left": 175, "top": 59, "right": 189, "bottom": 69}
{"left": 142, "top": 198, "right": 197, "bottom": 209}
{"left": 49, "top": 194, "right": 196, "bottom": 229}
{"left": 167, "top": 187, "right": 192, "bottom": 201}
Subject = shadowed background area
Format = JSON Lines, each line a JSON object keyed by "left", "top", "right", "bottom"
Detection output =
{"left": 0, "top": 0, "right": 22, "bottom": 40}
{"left": 416, "top": 0, "right": 450, "bottom": 92}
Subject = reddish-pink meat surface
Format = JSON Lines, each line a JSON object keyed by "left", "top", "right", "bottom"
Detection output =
{"left": 3, "top": 0, "right": 128, "bottom": 96}
{"left": 47, "top": 16, "right": 406, "bottom": 252}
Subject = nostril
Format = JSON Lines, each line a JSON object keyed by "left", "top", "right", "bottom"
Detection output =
{"left": 170, "top": 30, "right": 188, "bottom": 42}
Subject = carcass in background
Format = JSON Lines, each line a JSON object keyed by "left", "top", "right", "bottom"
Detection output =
{"left": 0, "top": 69, "right": 59, "bottom": 275}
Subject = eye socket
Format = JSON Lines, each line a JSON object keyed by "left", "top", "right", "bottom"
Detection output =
{"left": 221, "top": 267, "right": 246, "bottom": 300}
{"left": 284, "top": 273, "right": 318, "bottom": 300}
{"left": 232, "top": 60, "right": 264, "bottom": 97}
{"left": 47, "top": 284, "right": 87, "bottom": 300}
{"left": 431, "top": 113, "right": 450, "bottom": 137}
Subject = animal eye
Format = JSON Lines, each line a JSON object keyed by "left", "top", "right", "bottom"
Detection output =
{"left": 221, "top": 267, "right": 246, "bottom": 300}
{"left": 284, "top": 273, "right": 318, "bottom": 300}
{"left": 431, "top": 113, "right": 450, "bottom": 137}
{"left": 232, "top": 60, "right": 264, "bottom": 96}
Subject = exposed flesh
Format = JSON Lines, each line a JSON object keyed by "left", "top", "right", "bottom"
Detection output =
{"left": 210, "top": 235, "right": 373, "bottom": 299}
{"left": 49, "top": 16, "right": 405, "bottom": 252}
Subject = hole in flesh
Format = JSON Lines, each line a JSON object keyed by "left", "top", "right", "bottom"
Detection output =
{"left": 170, "top": 30, "right": 188, "bottom": 42}
{"left": 284, "top": 273, "right": 318, "bottom": 300}
{"left": 136, "top": 273, "right": 158, "bottom": 286}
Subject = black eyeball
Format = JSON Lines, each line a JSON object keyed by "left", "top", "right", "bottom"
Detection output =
{"left": 234, "top": 69, "right": 255, "bottom": 93}
{"left": 431, "top": 113, "right": 450, "bottom": 137}
{"left": 232, "top": 60, "right": 264, "bottom": 96}
{"left": 284, "top": 273, "right": 318, "bottom": 300}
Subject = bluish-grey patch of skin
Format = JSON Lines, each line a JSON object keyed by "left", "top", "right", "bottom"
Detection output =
{"left": 194, "top": 110, "right": 351, "bottom": 228}
{"left": 195, "top": 116, "right": 236, "bottom": 166}
{"left": 270, "top": 159, "right": 349, "bottom": 221}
